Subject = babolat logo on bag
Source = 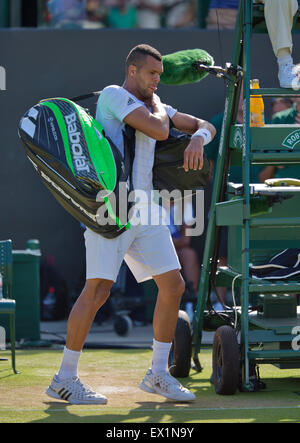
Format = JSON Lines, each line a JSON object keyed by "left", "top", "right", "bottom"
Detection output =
{"left": 65, "top": 112, "right": 90, "bottom": 173}
{"left": 18, "top": 97, "right": 133, "bottom": 238}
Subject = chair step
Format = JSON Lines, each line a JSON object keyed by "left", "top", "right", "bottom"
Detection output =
{"left": 251, "top": 152, "right": 300, "bottom": 164}
{"left": 215, "top": 266, "right": 241, "bottom": 288}
{"left": 215, "top": 267, "right": 300, "bottom": 294}
{"left": 249, "top": 281, "right": 300, "bottom": 294}
{"left": 230, "top": 124, "right": 300, "bottom": 154}
{"left": 216, "top": 199, "right": 300, "bottom": 227}
{"left": 248, "top": 329, "right": 295, "bottom": 344}
{"left": 248, "top": 350, "right": 300, "bottom": 359}
{"left": 250, "top": 88, "right": 300, "bottom": 97}
{"left": 228, "top": 183, "right": 300, "bottom": 195}
{"left": 250, "top": 217, "right": 300, "bottom": 227}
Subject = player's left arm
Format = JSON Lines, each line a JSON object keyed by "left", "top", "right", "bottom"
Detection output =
{"left": 171, "top": 112, "right": 216, "bottom": 172}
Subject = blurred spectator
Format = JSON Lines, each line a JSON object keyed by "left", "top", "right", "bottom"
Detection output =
{"left": 206, "top": 88, "right": 264, "bottom": 186}
{"left": 136, "top": 0, "right": 164, "bottom": 28}
{"left": 271, "top": 97, "right": 294, "bottom": 116}
{"left": 136, "top": 0, "right": 195, "bottom": 28}
{"left": 272, "top": 95, "right": 300, "bottom": 125}
{"left": 85, "top": 0, "right": 107, "bottom": 27}
{"left": 41, "top": 0, "right": 196, "bottom": 29}
{"left": 206, "top": 0, "right": 239, "bottom": 30}
{"left": 105, "top": 0, "right": 137, "bottom": 28}
{"left": 259, "top": 96, "right": 300, "bottom": 182}
{"left": 164, "top": 0, "right": 196, "bottom": 28}
{"left": 167, "top": 198, "right": 200, "bottom": 293}
{"left": 166, "top": 197, "right": 200, "bottom": 321}
{"left": 44, "top": 0, "right": 87, "bottom": 28}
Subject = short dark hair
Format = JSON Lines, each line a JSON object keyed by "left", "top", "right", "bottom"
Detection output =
{"left": 126, "top": 44, "right": 162, "bottom": 72}
{"left": 271, "top": 97, "right": 294, "bottom": 108}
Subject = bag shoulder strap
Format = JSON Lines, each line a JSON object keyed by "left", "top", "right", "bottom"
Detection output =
{"left": 70, "top": 91, "right": 102, "bottom": 102}
{"left": 169, "top": 116, "right": 175, "bottom": 129}
{"left": 122, "top": 124, "right": 136, "bottom": 183}
{"left": 71, "top": 91, "right": 136, "bottom": 180}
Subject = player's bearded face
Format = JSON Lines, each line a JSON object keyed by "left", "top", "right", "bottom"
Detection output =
{"left": 134, "top": 56, "right": 163, "bottom": 100}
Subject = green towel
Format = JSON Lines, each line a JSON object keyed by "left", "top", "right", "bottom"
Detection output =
{"left": 160, "top": 48, "right": 214, "bottom": 86}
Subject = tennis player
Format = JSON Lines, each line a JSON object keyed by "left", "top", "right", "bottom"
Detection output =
{"left": 46, "top": 44, "right": 215, "bottom": 404}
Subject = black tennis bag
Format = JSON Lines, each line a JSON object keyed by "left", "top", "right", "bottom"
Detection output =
{"left": 153, "top": 125, "right": 210, "bottom": 194}
{"left": 18, "top": 97, "right": 134, "bottom": 238}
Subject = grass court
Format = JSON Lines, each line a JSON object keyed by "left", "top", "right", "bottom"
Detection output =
{"left": 0, "top": 348, "right": 300, "bottom": 423}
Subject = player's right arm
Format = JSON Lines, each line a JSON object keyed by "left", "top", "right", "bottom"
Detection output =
{"left": 123, "top": 94, "right": 169, "bottom": 141}
{"left": 97, "top": 86, "right": 169, "bottom": 141}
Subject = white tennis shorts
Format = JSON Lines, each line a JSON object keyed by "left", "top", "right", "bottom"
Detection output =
{"left": 84, "top": 219, "right": 181, "bottom": 283}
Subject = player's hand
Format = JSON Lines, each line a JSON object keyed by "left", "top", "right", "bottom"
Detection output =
{"left": 147, "top": 93, "right": 161, "bottom": 109}
{"left": 183, "top": 137, "right": 204, "bottom": 172}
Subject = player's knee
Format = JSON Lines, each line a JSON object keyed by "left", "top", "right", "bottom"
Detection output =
{"left": 177, "top": 279, "right": 186, "bottom": 298}
{"left": 165, "top": 279, "right": 186, "bottom": 301}
{"left": 94, "top": 281, "right": 112, "bottom": 308}
{"left": 83, "top": 279, "right": 112, "bottom": 309}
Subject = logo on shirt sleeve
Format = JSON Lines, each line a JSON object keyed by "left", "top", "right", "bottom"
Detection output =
{"left": 127, "top": 97, "right": 136, "bottom": 106}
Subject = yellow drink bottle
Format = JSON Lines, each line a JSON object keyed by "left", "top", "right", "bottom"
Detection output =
{"left": 250, "top": 79, "right": 265, "bottom": 127}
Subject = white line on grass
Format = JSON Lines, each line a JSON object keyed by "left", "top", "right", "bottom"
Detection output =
{"left": 0, "top": 405, "right": 300, "bottom": 413}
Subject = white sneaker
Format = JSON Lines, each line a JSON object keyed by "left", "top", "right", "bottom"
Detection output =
{"left": 139, "top": 368, "right": 196, "bottom": 402}
{"left": 278, "top": 62, "right": 300, "bottom": 89}
{"left": 46, "top": 374, "right": 108, "bottom": 405}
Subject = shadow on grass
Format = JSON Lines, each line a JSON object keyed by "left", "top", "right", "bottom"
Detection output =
{"left": 28, "top": 378, "right": 300, "bottom": 424}
{"left": 28, "top": 402, "right": 300, "bottom": 424}
{"left": 0, "top": 367, "right": 17, "bottom": 380}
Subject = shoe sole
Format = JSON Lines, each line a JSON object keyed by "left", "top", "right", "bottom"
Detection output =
{"left": 139, "top": 380, "right": 195, "bottom": 402}
{"left": 45, "top": 387, "right": 108, "bottom": 405}
{"left": 139, "top": 380, "right": 156, "bottom": 394}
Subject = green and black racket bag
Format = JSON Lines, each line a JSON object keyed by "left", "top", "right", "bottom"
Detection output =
{"left": 18, "top": 98, "right": 133, "bottom": 238}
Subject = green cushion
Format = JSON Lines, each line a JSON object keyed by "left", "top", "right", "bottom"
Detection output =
{"left": 160, "top": 49, "right": 214, "bottom": 86}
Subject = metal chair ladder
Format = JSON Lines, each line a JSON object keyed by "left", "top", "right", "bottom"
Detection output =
{"left": 192, "top": 0, "right": 300, "bottom": 392}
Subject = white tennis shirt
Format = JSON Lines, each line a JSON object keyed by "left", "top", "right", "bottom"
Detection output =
{"left": 95, "top": 85, "right": 177, "bottom": 195}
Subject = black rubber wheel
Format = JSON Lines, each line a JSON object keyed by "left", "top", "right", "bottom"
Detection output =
{"left": 213, "top": 326, "right": 240, "bottom": 395}
{"left": 114, "top": 314, "right": 133, "bottom": 336}
{"left": 212, "top": 325, "right": 240, "bottom": 395}
{"left": 168, "top": 310, "right": 192, "bottom": 378}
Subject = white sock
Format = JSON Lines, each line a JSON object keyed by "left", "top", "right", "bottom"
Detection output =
{"left": 277, "top": 53, "right": 293, "bottom": 66}
{"left": 57, "top": 346, "right": 81, "bottom": 380}
{"left": 151, "top": 339, "right": 172, "bottom": 374}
